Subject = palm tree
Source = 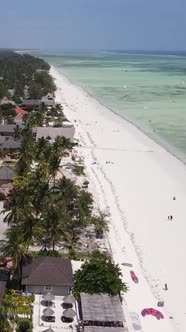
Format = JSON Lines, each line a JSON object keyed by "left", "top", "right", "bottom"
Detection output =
{"left": 3, "top": 176, "right": 34, "bottom": 226}
{"left": 35, "top": 137, "right": 51, "bottom": 162}
{"left": 48, "top": 152, "right": 61, "bottom": 186}
{"left": 63, "top": 227, "right": 80, "bottom": 257}
{"left": 75, "top": 189, "right": 94, "bottom": 227}
{"left": 0, "top": 147, "right": 5, "bottom": 159}
{"left": 55, "top": 103, "right": 63, "bottom": 113}
{"left": 53, "top": 177, "right": 79, "bottom": 201}
{"left": 53, "top": 136, "right": 74, "bottom": 157}
{"left": 0, "top": 227, "right": 29, "bottom": 277}
{"left": 16, "top": 124, "right": 35, "bottom": 176}
{"left": 27, "top": 162, "right": 51, "bottom": 217}
{"left": 27, "top": 111, "right": 45, "bottom": 127}
{"left": 52, "top": 177, "right": 95, "bottom": 254}
{"left": 16, "top": 217, "right": 44, "bottom": 248}
{"left": 41, "top": 204, "right": 66, "bottom": 250}
{"left": 91, "top": 211, "right": 109, "bottom": 238}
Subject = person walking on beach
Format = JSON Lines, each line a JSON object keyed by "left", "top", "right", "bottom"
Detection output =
{"left": 164, "top": 283, "right": 168, "bottom": 290}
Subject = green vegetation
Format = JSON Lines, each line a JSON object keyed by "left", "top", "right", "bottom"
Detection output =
{"left": 0, "top": 304, "right": 13, "bottom": 332}
{"left": 0, "top": 52, "right": 127, "bottom": 307}
{"left": 0, "top": 192, "right": 6, "bottom": 201}
{"left": 36, "top": 249, "right": 61, "bottom": 257}
{"left": 73, "top": 165, "right": 85, "bottom": 176}
{"left": 0, "top": 290, "right": 34, "bottom": 331}
{"left": 92, "top": 211, "right": 109, "bottom": 238}
{"left": 16, "top": 319, "right": 32, "bottom": 332}
{"left": 33, "top": 71, "right": 55, "bottom": 96}
{"left": 12, "top": 96, "right": 22, "bottom": 104}
{"left": 73, "top": 252, "right": 128, "bottom": 299}
{"left": 0, "top": 103, "right": 16, "bottom": 124}
{"left": 0, "top": 125, "right": 108, "bottom": 277}
{"left": 3, "top": 291, "right": 33, "bottom": 319}
{"left": 0, "top": 51, "right": 55, "bottom": 99}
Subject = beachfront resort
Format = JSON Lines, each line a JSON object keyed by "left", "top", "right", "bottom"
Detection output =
{"left": 0, "top": 48, "right": 184, "bottom": 332}
{"left": 0, "top": 51, "right": 129, "bottom": 332}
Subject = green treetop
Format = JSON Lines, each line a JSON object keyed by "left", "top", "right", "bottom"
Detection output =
{"left": 73, "top": 253, "right": 128, "bottom": 299}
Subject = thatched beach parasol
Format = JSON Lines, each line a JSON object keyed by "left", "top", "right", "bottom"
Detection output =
{"left": 63, "top": 295, "right": 75, "bottom": 304}
{"left": 42, "top": 292, "right": 55, "bottom": 302}
{"left": 63, "top": 308, "right": 76, "bottom": 318}
{"left": 42, "top": 327, "right": 55, "bottom": 332}
{"left": 43, "top": 307, "right": 54, "bottom": 317}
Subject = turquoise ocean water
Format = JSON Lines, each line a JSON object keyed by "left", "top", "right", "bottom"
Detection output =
{"left": 37, "top": 51, "right": 186, "bottom": 162}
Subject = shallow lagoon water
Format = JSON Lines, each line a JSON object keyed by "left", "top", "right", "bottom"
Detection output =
{"left": 39, "top": 51, "right": 186, "bottom": 162}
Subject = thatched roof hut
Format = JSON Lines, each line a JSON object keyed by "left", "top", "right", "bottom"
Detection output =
{"left": 80, "top": 293, "right": 124, "bottom": 323}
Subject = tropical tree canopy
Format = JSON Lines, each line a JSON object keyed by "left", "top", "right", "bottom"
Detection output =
{"left": 0, "top": 51, "right": 53, "bottom": 99}
{"left": 0, "top": 305, "right": 13, "bottom": 332}
{"left": 73, "top": 254, "right": 128, "bottom": 299}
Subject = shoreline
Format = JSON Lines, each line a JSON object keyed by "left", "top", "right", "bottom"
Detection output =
{"left": 53, "top": 66, "right": 186, "bottom": 166}
{"left": 51, "top": 65, "right": 186, "bottom": 332}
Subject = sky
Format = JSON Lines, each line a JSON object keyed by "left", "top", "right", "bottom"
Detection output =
{"left": 0, "top": 0, "right": 186, "bottom": 50}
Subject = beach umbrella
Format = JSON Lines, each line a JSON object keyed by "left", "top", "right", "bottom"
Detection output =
{"left": 43, "top": 292, "right": 55, "bottom": 302}
{"left": 43, "top": 307, "right": 54, "bottom": 317}
{"left": 63, "top": 295, "right": 75, "bottom": 304}
{"left": 42, "top": 328, "right": 55, "bottom": 332}
{"left": 63, "top": 308, "right": 76, "bottom": 318}
{"left": 1, "top": 183, "right": 13, "bottom": 189}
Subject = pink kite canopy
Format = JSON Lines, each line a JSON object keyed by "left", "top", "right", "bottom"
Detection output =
{"left": 141, "top": 308, "right": 164, "bottom": 320}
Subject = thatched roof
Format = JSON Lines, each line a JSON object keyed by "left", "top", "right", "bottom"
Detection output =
{"left": 36, "top": 126, "right": 75, "bottom": 143}
{"left": 0, "top": 166, "right": 15, "bottom": 180}
{"left": 84, "top": 328, "right": 126, "bottom": 332}
{"left": 43, "top": 307, "right": 54, "bottom": 317}
{"left": 80, "top": 293, "right": 124, "bottom": 322}
{"left": 22, "top": 256, "right": 74, "bottom": 286}
{"left": 63, "top": 294, "right": 75, "bottom": 304}
{"left": 0, "top": 124, "right": 24, "bottom": 133}
{"left": 43, "top": 292, "right": 55, "bottom": 302}
{"left": 22, "top": 99, "right": 41, "bottom": 106}
{"left": 62, "top": 308, "right": 76, "bottom": 318}
{"left": 42, "top": 328, "right": 55, "bottom": 332}
{"left": 1, "top": 139, "right": 21, "bottom": 149}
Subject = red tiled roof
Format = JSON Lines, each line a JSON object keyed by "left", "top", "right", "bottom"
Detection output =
{"left": 15, "top": 108, "right": 28, "bottom": 115}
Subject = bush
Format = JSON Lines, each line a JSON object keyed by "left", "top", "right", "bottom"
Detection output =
{"left": 53, "top": 122, "right": 63, "bottom": 127}
{"left": 16, "top": 319, "right": 32, "bottom": 332}
{"left": 68, "top": 248, "right": 77, "bottom": 259}
{"left": 0, "top": 192, "right": 5, "bottom": 201}
{"left": 91, "top": 250, "right": 109, "bottom": 259}
{"left": 37, "top": 249, "right": 61, "bottom": 257}
{"left": 73, "top": 165, "right": 85, "bottom": 176}
{"left": 12, "top": 95, "right": 22, "bottom": 104}
{"left": 30, "top": 293, "right": 35, "bottom": 303}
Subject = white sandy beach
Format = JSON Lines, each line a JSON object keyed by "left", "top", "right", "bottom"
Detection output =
{"left": 51, "top": 66, "right": 186, "bottom": 332}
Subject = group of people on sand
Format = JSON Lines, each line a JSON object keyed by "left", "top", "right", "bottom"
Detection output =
{"left": 164, "top": 196, "right": 176, "bottom": 292}
{"left": 168, "top": 196, "right": 176, "bottom": 221}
